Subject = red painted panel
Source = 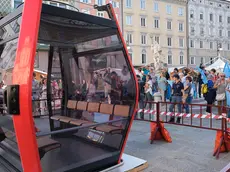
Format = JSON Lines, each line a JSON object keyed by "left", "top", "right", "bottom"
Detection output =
{"left": 12, "top": 0, "right": 42, "bottom": 171}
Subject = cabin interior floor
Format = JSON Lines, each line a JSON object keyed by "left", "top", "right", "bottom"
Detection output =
{"left": 41, "top": 136, "right": 119, "bottom": 172}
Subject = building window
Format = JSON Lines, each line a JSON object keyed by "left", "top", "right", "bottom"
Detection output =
{"left": 219, "top": 29, "right": 223, "bottom": 37}
{"left": 168, "top": 54, "right": 172, "bottom": 64}
{"left": 82, "top": 0, "right": 89, "bottom": 3}
{"left": 154, "top": 2, "right": 159, "bottom": 12}
{"left": 219, "top": 43, "right": 223, "bottom": 48}
{"left": 126, "top": 15, "right": 132, "bottom": 25}
{"left": 190, "top": 40, "right": 194, "bottom": 48}
{"left": 210, "top": 42, "right": 213, "bottom": 49}
{"left": 50, "top": 2, "right": 58, "bottom": 6}
{"left": 190, "top": 10, "right": 194, "bottom": 18}
{"left": 228, "top": 31, "right": 230, "bottom": 38}
{"left": 96, "top": 0, "right": 103, "bottom": 5}
{"left": 166, "top": 5, "right": 172, "bottom": 14}
{"left": 200, "top": 27, "right": 204, "bottom": 35}
{"left": 200, "top": 41, "right": 203, "bottom": 48}
{"left": 179, "top": 22, "right": 183, "bottom": 32}
{"left": 126, "top": 0, "right": 131, "bottom": 8}
{"left": 155, "top": 36, "right": 160, "bottom": 44}
{"left": 228, "top": 44, "right": 230, "bottom": 50}
{"left": 141, "top": 34, "right": 147, "bottom": 45}
{"left": 97, "top": 12, "right": 104, "bottom": 17}
{"left": 200, "top": 12, "right": 203, "bottom": 20}
{"left": 201, "top": 57, "right": 204, "bottom": 64}
{"left": 141, "top": 50, "right": 146, "bottom": 64}
{"left": 14, "top": 0, "right": 23, "bottom": 8}
{"left": 126, "top": 33, "right": 132, "bottom": 44}
{"left": 179, "top": 38, "right": 184, "bottom": 48}
{"left": 219, "top": 43, "right": 222, "bottom": 48}
{"left": 180, "top": 55, "right": 184, "bottom": 64}
{"left": 210, "top": 13, "right": 213, "bottom": 22}
{"left": 140, "top": 17, "right": 146, "bottom": 27}
{"left": 190, "top": 26, "right": 195, "bottom": 35}
{"left": 219, "top": 15, "right": 222, "bottom": 23}
{"left": 209, "top": 27, "right": 213, "bottom": 36}
{"left": 210, "top": 57, "right": 213, "bottom": 64}
{"left": 59, "top": 3, "right": 67, "bottom": 8}
{"left": 178, "top": 7, "right": 183, "bottom": 16}
{"left": 190, "top": 57, "right": 195, "bottom": 65}
{"left": 167, "top": 21, "right": 172, "bottom": 30}
{"left": 228, "top": 17, "right": 230, "bottom": 24}
{"left": 154, "top": 19, "right": 159, "bottom": 28}
{"left": 111, "top": 1, "right": 118, "bottom": 8}
{"left": 140, "top": 0, "right": 146, "bottom": 9}
{"left": 167, "top": 37, "right": 172, "bottom": 47}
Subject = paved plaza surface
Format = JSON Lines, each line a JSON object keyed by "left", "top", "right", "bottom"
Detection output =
{"left": 124, "top": 120, "right": 230, "bottom": 172}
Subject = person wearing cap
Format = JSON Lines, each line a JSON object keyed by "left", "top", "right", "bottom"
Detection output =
{"left": 169, "top": 74, "right": 184, "bottom": 123}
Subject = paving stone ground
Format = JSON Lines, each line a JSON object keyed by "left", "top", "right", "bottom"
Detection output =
{"left": 124, "top": 120, "right": 230, "bottom": 172}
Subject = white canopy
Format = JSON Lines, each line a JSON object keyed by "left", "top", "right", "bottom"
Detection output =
{"left": 205, "top": 58, "right": 225, "bottom": 71}
{"left": 168, "top": 66, "right": 186, "bottom": 73}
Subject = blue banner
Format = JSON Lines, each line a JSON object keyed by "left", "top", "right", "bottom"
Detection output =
{"left": 223, "top": 62, "right": 230, "bottom": 78}
{"left": 195, "top": 67, "right": 208, "bottom": 84}
{"left": 226, "top": 91, "right": 230, "bottom": 106}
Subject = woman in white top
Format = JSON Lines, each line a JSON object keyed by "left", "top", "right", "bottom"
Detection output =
{"left": 144, "top": 80, "right": 153, "bottom": 110}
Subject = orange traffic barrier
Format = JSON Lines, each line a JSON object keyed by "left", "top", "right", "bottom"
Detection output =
{"left": 213, "top": 128, "right": 230, "bottom": 158}
{"left": 149, "top": 122, "right": 172, "bottom": 143}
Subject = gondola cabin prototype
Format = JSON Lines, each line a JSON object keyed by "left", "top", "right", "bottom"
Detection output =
{"left": 0, "top": 1, "right": 138, "bottom": 172}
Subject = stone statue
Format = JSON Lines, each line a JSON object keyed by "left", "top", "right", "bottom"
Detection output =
{"left": 151, "top": 41, "right": 164, "bottom": 72}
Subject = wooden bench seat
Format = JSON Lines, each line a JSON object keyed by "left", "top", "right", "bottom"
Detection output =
{"left": 3, "top": 128, "right": 61, "bottom": 159}
{"left": 51, "top": 100, "right": 130, "bottom": 134}
{"left": 37, "top": 136, "right": 61, "bottom": 159}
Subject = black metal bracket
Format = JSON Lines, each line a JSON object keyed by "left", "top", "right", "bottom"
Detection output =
{"left": 4, "top": 85, "right": 20, "bottom": 115}
{"left": 94, "top": 4, "right": 115, "bottom": 20}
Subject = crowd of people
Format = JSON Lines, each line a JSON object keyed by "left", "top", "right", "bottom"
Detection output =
{"left": 136, "top": 64, "right": 230, "bottom": 123}
{"left": 32, "top": 73, "right": 62, "bottom": 116}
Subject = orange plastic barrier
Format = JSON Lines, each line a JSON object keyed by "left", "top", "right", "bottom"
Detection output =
{"left": 213, "top": 128, "right": 230, "bottom": 158}
{"left": 149, "top": 122, "right": 172, "bottom": 143}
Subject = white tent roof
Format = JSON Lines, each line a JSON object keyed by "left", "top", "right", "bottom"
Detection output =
{"left": 205, "top": 58, "right": 225, "bottom": 71}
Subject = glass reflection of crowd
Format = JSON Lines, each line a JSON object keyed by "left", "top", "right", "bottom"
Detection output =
{"left": 32, "top": 72, "right": 62, "bottom": 116}
{"left": 71, "top": 66, "right": 134, "bottom": 105}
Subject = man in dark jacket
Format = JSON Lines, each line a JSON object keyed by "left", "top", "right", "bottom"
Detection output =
{"left": 169, "top": 74, "right": 184, "bottom": 123}
{"left": 137, "top": 75, "right": 145, "bottom": 119}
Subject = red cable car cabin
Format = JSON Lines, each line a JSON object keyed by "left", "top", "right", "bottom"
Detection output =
{"left": 0, "top": 1, "right": 138, "bottom": 172}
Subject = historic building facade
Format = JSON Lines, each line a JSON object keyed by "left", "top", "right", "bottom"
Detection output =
{"left": 75, "top": 0, "right": 122, "bottom": 25}
{"left": 188, "top": 0, "right": 230, "bottom": 67}
{"left": 123, "top": 0, "right": 188, "bottom": 67}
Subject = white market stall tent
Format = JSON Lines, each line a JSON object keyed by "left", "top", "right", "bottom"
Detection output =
{"left": 205, "top": 57, "right": 229, "bottom": 71}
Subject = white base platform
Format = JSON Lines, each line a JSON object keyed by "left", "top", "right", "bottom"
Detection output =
{"left": 101, "top": 154, "right": 148, "bottom": 172}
